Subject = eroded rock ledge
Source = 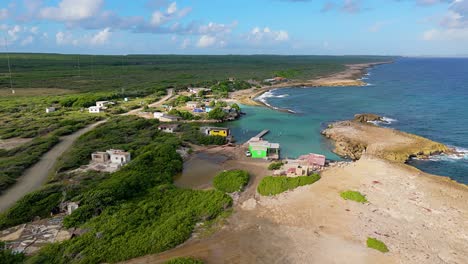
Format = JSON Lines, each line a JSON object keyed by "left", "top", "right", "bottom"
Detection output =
{"left": 322, "top": 114, "right": 449, "bottom": 162}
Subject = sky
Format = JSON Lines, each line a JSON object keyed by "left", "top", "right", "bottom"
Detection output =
{"left": 0, "top": 0, "right": 467, "bottom": 56}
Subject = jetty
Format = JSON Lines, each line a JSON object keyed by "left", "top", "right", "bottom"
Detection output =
{"left": 254, "top": 129, "right": 270, "bottom": 139}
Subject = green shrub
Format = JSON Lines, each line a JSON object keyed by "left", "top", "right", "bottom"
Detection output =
{"left": 257, "top": 174, "right": 321, "bottom": 196}
{"left": 213, "top": 170, "right": 249, "bottom": 193}
{"left": 165, "top": 257, "right": 204, "bottom": 264}
{"left": 340, "top": 191, "right": 368, "bottom": 203}
{"left": 0, "top": 184, "right": 63, "bottom": 229}
{"left": 367, "top": 237, "right": 389, "bottom": 253}
{"left": 267, "top": 162, "right": 283, "bottom": 170}
{"left": 0, "top": 241, "right": 25, "bottom": 264}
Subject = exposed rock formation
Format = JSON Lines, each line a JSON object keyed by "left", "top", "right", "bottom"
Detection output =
{"left": 353, "top": 113, "right": 383, "bottom": 123}
{"left": 322, "top": 117, "right": 448, "bottom": 162}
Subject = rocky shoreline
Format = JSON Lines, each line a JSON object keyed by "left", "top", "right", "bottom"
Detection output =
{"left": 321, "top": 114, "right": 449, "bottom": 163}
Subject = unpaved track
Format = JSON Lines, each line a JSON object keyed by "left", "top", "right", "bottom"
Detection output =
{"left": 0, "top": 89, "right": 174, "bottom": 213}
{"left": 0, "top": 121, "right": 106, "bottom": 212}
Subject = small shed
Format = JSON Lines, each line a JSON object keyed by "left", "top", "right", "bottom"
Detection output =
{"left": 45, "top": 107, "right": 56, "bottom": 113}
{"left": 88, "top": 106, "right": 101, "bottom": 113}
{"left": 107, "top": 149, "right": 131, "bottom": 165}
{"left": 91, "top": 151, "right": 110, "bottom": 163}
{"left": 186, "top": 101, "right": 199, "bottom": 109}
{"left": 158, "top": 124, "right": 180, "bottom": 133}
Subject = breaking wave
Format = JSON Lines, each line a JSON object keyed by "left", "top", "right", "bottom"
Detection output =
{"left": 256, "top": 90, "right": 296, "bottom": 113}
{"left": 368, "top": 116, "right": 397, "bottom": 126}
{"left": 415, "top": 146, "right": 468, "bottom": 162}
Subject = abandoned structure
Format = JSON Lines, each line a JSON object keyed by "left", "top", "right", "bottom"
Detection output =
{"left": 158, "top": 124, "right": 180, "bottom": 133}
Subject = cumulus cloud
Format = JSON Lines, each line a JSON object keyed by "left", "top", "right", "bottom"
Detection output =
{"left": 21, "top": 35, "right": 34, "bottom": 46}
{"left": 39, "top": 0, "right": 104, "bottom": 21}
{"left": 247, "top": 27, "right": 290, "bottom": 42}
{"left": 197, "top": 35, "right": 217, "bottom": 48}
{"left": 423, "top": 0, "right": 468, "bottom": 41}
{"left": 56, "top": 31, "right": 78, "bottom": 45}
{"left": 90, "top": 27, "right": 111, "bottom": 45}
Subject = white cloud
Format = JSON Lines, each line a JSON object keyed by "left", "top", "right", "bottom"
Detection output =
{"left": 56, "top": 31, "right": 78, "bottom": 45}
{"left": 423, "top": 27, "right": 468, "bottom": 41}
{"left": 167, "top": 2, "right": 177, "bottom": 14}
{"left": 197, "top": 35, "right": 217, "bottom": 48}
{"left": 181, "top": 38, "right": 190, "bottom": 49}
{"left": 0, "top": 8, "right": 8, "bottom": 20}
{"left": 90, "top": 27, "right": 111, "bottom": 45}
{"left": 7, "top": 25, "right": 22, "bottom": 42}
{"left": 247, "top": 27, "right": 289, "bottom": 42}
{"left": 30, "top": 26, "right": 39, "bottom": 34}
{"left": 21, "top": 36, "right": 34, "bottom": 46}
{"left": 40, "top": 0, "right": 103, "bottom": 21}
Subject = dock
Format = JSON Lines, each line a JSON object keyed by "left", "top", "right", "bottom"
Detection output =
{"left": 254, "top": 129, "right": 270, "bottom": 139}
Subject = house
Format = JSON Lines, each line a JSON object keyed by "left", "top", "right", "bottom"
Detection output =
{"left": 158, "top": 124, "right": 180, "bottom": 133}
{"left": 158, "top": 114, "right": 181, "bottom": 122}
{"left": 186, "top": 101, "right": 199, "bottom": 109}
{"left": 45, "top": 107, "right": 56, "bottom": 113}
{"left": 107, "top": 149, "right": 131, "bottom": 165}
{"left": 88, "top": 106, "right": 102, "bottom": 113}
{"left": 154, "top": 112, "right": 164, "bottom": 119}
{"left": 188, "top": 87, "right": 211, "bottom": 94}
{"left": 96, "top": 101, "right": 110, "bottom": 108}
{"left": 297, "top": 153, "right": 326, "bottom": 169}
{"left": 200, "top": 126, "right": 230, "bottom": 137}
{"left": 228, "top": 77, "right": 236, "bottom": 82}
{"left": 91, "top": 151, "right": 110, "bottom": 163}
{"left": 248, "top": 140, "right": 280, "bottom": 159}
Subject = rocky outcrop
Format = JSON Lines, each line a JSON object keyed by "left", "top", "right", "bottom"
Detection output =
{"left": 322, "top": 117, "right": 449, "bottom": 163}
{"left": 353, "top": 113, "right": 383, "bottom": 124}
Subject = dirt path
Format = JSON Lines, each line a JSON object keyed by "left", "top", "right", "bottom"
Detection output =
{"left": 0, "top": 89, "right": 175, "bottom": 213}
{"left": 124, "top": 88, "right": 174, "bottom": 116}
{"left": 0, "top": 121, "right": 106, "bottom": 212}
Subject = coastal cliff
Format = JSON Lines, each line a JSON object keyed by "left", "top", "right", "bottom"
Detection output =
{"left": 322, "top": 115, "right": 449, "bottom": 162}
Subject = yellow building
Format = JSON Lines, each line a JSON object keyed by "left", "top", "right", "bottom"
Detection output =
{"left": 200, "top": 127, "right": 230, "bottom": 137}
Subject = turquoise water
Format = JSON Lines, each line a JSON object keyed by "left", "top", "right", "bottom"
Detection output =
{"left": 225, "top": 58, "right": 468, "bottom": 184}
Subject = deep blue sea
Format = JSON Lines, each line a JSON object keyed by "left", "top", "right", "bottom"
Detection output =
{"left": 226, "top": 58, "right": 468, "bottom": 184}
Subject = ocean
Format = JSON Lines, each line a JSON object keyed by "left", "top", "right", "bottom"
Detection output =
{"left": 225, "top": 57, "right": 468, "bottom": 184}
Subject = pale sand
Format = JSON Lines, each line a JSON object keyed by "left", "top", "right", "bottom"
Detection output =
{"left": 230, "top": 61, "right": 391, "bottom": 107}
{"left": 0, "top": 137, "right": 33, "bottom": 150}
{"left": 125, "top": 131, "right": 467, "bottom": 264}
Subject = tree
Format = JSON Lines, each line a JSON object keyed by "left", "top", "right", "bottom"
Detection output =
{"left": 231, "top": 103, "right": 240, "bottom": 111}
{"left": 208, "top": 107, "right": 227, "bottom": 120}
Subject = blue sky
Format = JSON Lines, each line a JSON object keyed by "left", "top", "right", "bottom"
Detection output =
{"left": 0, "top": 0, "right": 467, "bottom": 55}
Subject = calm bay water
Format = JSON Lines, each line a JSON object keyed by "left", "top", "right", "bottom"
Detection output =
{"left": 225, "top": 58, "right": 468, "bottom": 184}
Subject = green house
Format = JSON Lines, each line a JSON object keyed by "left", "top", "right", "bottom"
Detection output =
{"left": 249, "top": 145, "right": 268, "bottom": 158}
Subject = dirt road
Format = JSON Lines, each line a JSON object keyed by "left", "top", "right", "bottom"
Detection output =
{"left": 124, "top": 88, "right": 174, "bottom": 116}
{"left": 0, "top": 120, "right": 107, "bottom": 212}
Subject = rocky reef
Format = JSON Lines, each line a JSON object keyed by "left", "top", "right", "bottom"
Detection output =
{"left": 322, "top": 115, "right": 449, "bottom": 163}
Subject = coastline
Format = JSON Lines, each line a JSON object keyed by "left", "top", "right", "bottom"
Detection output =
{"left": 125, "top": 118, "right": 468, "bottom": 264}
{"left": 230, "top": 61, "right": 392, "bottom": 111}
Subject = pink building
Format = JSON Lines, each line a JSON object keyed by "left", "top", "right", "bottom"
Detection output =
{"left": 297, "top": 153, "right": 326, "bottom": 169}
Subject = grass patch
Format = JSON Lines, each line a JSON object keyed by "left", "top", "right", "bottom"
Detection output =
{"left": 257, "top": 174, "right": 321, "bottom": 196}
{"left": 367, "top": 237, "right": 389, "bottom": 253}
{"left": 267, "top": 161, "right": 283, "bottom": 170}
{"left": 340, "top": 191, "right": 368, "bottom": 203}
{"left": 213, "top": 170, "right": 249, "bottom": 193}
{"left": 165, "top": 257, "right": 204, "bottom": 264}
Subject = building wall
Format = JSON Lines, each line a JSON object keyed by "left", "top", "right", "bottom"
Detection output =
{"left": 249, "top": 146, "right": 267, "bottom": 158}
{"left": 209, "top": 130, "right": 228, "bottom": 137}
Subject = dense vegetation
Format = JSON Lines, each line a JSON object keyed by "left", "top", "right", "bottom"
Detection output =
{"left": 0, "top": 116, "right": 232, "bottom": 263}
{"left": 213, "top": 170, "right": 250, "bottom": 193}
{"left": 367, "top": 237, "right": 389, "bottom": 253}
{"left": 340, "top": 191, "right": 368, "bottom": 203}
{"left": 0, "top": 54, "right": 394, "bottom": 93}
{"left": 257, "top": 174, "right": 321, "bottom": 196}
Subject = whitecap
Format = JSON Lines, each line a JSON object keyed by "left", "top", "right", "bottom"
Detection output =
{"left": 414, "top": 146, "right": 468, "bottom": 162}
{"left": 368, "top": 116, "right": 397, "bottom": 126}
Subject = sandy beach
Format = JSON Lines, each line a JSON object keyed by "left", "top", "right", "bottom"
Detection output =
{"left": 229, "top": 61, "right": 392, "bottom": 108}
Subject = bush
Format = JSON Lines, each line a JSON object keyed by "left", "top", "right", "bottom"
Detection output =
{"left": 0, "top": 184, "right": 63, "bottom": 229}
{"left": 0, "top": 241, "right": 25, "bottom": 264}
{"left": 340, "top": 191, "right": 368, "bottom": 203}
{"left": 367, "top": 237, "right": 389, "bottom": 253}
{"left": 257, "top": 174, "right": 320, "bottom": 196}
{"left": 213, "top": 170, "right": 249, "bottom": 193}
{"left": 267, "top": 162, "right": 283, "bottom": 170}
{"left": 165, "top": 257, "right": 204, "bottom": 264}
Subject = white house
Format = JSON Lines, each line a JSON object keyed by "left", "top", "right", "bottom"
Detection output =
{"left": 88, "top": 106, "right": 101, "bottom": 113}
{"left": 186, "top": 101, "right": 199, "bottom": 109}
{"left": 45, "top": 107, "right": 56, "bottom": 113}
{"left": 107, "top": 149, "right": 131, "bottom": 166}
{"left": 96, "top": 101, "right": 110, "bottom": 108}
{"left": 158, "top": 124, "right": 180, "bottom": 133}
{"left": 154, "top": 112, "right": 164, "bottom": 119}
